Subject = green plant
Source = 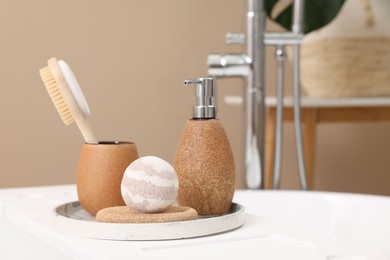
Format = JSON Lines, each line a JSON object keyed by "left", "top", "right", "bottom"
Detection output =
{"left": 265, "top": 0, "right": 346, "bottom": 34}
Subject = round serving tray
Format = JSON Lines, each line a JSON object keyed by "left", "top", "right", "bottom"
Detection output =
{"left": 52, "top": 201, "right": 245, "bottom": 241}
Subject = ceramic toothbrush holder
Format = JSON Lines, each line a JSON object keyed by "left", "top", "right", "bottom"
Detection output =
{"left": 76, "top": 141, "right": 139, "bottom": 216}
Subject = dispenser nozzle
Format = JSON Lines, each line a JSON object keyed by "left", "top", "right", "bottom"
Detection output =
{"left": 184, "top": 77, "right": 216, "bottom": 119}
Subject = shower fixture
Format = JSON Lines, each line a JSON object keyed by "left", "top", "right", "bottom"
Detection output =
{"left": 208, "top": 0, "right": 308, "bottom": 190}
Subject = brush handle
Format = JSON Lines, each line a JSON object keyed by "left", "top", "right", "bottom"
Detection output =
{"left": 75, "top": 116, "right": 98, "bottom": 144}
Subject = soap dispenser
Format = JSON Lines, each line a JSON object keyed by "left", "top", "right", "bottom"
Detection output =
{"left": 174, "top": 77, "right": 235, "bottom": 215}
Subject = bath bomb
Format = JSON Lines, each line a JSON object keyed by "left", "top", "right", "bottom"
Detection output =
{"left": 121, "top": 156, "right": 179, "bottom": 213}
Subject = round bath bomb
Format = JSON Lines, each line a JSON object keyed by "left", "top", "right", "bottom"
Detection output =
{"left": 121, "top": 156, "right": 179, "bottom": 213}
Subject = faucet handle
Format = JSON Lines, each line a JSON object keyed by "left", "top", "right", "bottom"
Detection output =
{"left": 225, "top": 32, "right": 245, "bottom": 45}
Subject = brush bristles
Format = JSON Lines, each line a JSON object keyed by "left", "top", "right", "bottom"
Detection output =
{"left": 39, "top": 66, "right": 75, "bottom": 125}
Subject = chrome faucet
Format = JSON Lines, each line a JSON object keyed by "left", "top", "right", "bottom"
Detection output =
{"left": 208, "top": 0, "right": 265, "bottom": 189}
{"left": 208, "top": 0, "right": 308, "bottom": 190}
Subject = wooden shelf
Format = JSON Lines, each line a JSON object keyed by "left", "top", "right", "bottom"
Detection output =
{"left": 265, "top": 96, "right": 390, "bottom": 189}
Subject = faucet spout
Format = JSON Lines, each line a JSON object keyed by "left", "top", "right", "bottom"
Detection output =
{"left": 207, "top": 54, "right": 251, "bottom": 77}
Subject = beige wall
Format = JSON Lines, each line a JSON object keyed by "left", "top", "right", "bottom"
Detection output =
{"left": 1, "top": 1, "right": 389, "bottom": 195}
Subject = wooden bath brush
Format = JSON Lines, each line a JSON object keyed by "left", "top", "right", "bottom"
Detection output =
{"left": 39, "top": 57, "right": 98, "bottom": 144}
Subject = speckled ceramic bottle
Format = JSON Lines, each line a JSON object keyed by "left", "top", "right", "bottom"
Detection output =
{"left": 174, "top": 78, "right": 235, "bottom": 215}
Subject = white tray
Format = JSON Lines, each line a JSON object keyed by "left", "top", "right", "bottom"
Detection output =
{"left": 53, "top": 201, "right": 245, "bottom": 240}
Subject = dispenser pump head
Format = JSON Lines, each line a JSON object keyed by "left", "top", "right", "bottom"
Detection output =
{"left": 184, "top": 77, "right": 216, "bottom": 119}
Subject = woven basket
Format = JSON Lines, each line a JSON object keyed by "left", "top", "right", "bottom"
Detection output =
{"left": 300, "top": 36, "right": 390, "bottom": 97}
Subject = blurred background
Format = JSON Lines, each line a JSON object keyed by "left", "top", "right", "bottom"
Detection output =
{"left": 1, "top": 0, "right": 389, "bottom": 194}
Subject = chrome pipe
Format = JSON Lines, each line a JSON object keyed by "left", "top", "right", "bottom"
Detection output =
{"left": 292, "top": 44, "right": 308, "bottom": 190}
{"left": 273, "top": 45, "right": 286, "bottom": 189}
{"left": 264, "top": 32, "right": 303, "bottom": 45}
{"left": 292, "top": 0, "right": 305, "bottom": 34}
{"left": 292, "top": 0, "right": 308, "bottom": 190}
{"left": 245, "top": 0, "right": 265, "bottom": 189}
